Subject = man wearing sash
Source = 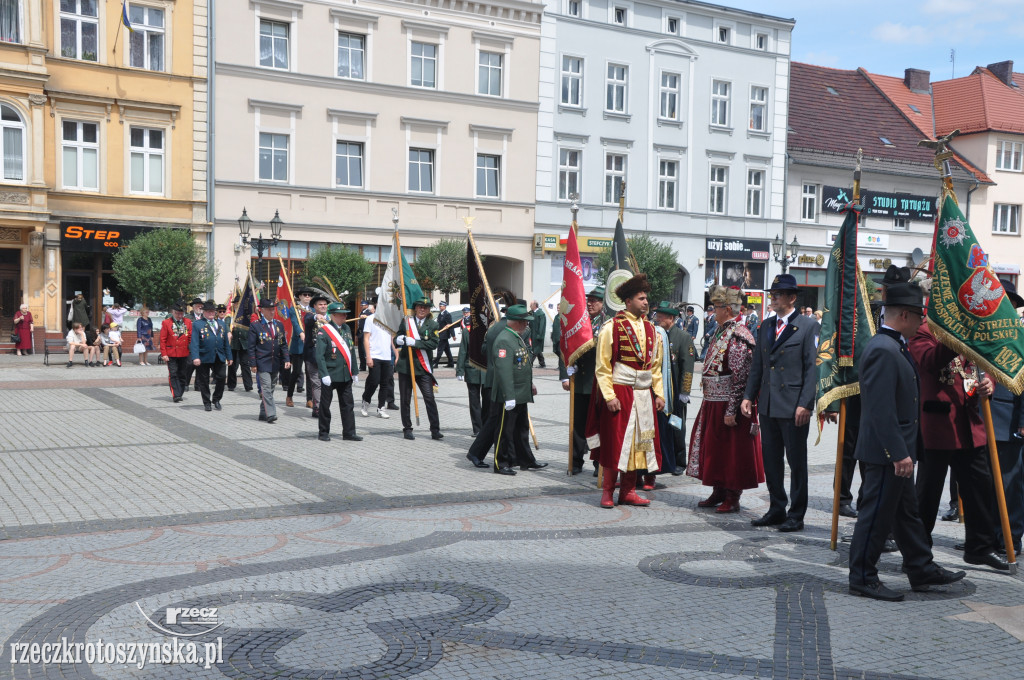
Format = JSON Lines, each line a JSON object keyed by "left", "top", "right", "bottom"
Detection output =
{"left": 395, "top": 296, "right": 441, "bottom": 441}
{"left": 189, "top": 301, "right": 232, "bottom": 412}
{"left": 249, "top": 298, "right": 291, "bottom": 423}
{"left": 303, "top": 293, "right": 329, "bottom": 419}
{"left": 586, "top": 274, "right": 665, "bottom": 508}
{"left": 315, "top": 302, "right": 362, "bottom": 442}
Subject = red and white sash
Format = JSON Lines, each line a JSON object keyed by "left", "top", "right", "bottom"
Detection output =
{"left": 322, "top": 323, "right": 353, "bottom": 376}
{"left": 406, "top": 318, "right": 433, "bottom": 375}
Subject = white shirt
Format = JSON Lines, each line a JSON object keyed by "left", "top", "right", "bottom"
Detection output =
{"left": 363, "top": 313, "right": 393, "bottom": 360}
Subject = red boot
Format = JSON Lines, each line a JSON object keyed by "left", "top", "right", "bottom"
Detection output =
{"left": 716, "top": 489, "right": 742, "bottom": 513}
{"left": 697, "top": 486, "right": 726, "bottom": 508}
{"left": 642, "top": 474, "right": 656, "bottom": 491}
{"left": 618, "top": 471, "right": 651, "bottom": 506}
{"left": 600, "top": 467, "right": 618, "bottom": 508}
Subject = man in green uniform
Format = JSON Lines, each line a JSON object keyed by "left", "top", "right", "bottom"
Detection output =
{"left": 558, "top": 286, "right": 607, "bottom": 475}
{"left": 492, "top": 304, "right": 547, "bottom": 475}
{"left": 315, "top": 302, "right": 362, "bottom": 442}
{"left": 652, "top": 301, "right": 696, "bottom": 477}
{"left": 529, "top": 301, "right": 547, "bottom": 368}
{"left": 395, "top": 297, "right": 441, "bottom": 441}
{"left": 455, "top": 311, "right": 485, "bottom": 438}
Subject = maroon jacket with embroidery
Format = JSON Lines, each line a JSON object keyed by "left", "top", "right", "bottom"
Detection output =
{"left": 160, "top": 317, "right": 193, "bottom": 358}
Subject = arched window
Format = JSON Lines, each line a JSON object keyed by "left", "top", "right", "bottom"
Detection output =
{"left": 0, "top": 104, "right": 25, "bottom": 181}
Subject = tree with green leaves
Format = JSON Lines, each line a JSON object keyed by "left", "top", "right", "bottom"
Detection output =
{"left": 303, "top": 245, "right": 374, "bottom": 307}
{"left": 595, "top": 232, "right": 680, "bottom": 303}
{"left": 412, "top": 237, "right": 467, "bottom": 296}
{"left": 112, "top": 228, "right": 217, "bottom": 308}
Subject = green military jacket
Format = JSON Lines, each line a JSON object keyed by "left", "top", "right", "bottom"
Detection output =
{"left": 455, "top": 328, "right": 483, "bottom": 384}
{"left": 314, "top": 321, "right": 355, "bottom": 383}
{"left": 530, "top": 308, "right": 547, "bottom": 351}
{"left": 556, "top": 312, "right": 605, "bottom": 395}
{"left": 396, "top": 315, "right": 439, "bottom": 375}
{"left": 481, "top": 317, "right": 508, "bottom": 390}
{"left": 666, "top": 325, "right": 696, "bottom": 397}
{"left": 229, "top": 316, "right": 249, "bottom": 351}
{"left": 491, "top": 325, "right": 533, "bottom": 404}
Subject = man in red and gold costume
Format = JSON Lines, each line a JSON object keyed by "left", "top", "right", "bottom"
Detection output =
{"left": 586, "top": 273, "right": 665, "bottom": 508}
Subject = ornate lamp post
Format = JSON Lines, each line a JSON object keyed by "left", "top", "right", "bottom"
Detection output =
{"left": 238, "top": 208, "right": 284, "bottom": 287}
{"left": 772, "top": 233, "right": 799, "bottom": 273}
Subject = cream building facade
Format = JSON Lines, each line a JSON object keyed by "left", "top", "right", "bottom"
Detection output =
{"left": 212, "top": 0, "right": 542, "bottom": 304}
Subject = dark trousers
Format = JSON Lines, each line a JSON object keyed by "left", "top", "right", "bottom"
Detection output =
{"left": 839, "top": 397, "right": 864, "bottom": 505}
{"left": 319, "top": 381, "right": 356, "bottom": 437}
{"left": 165, "top": 356, "right": 189, "bottom": 399}
{"left": 469, "top": 386, "right": 499, "bottom": 462}
{"left": 433, "top": 338, "right": 453, "bottom": 367}
{"left": 399, "top": 371, "right": 440, "bottom": 434}
{"left": 195, "top": 359, "right": 226, "bottom": 406}
{"left": 183, "top": 360, "right": 196, "bottom": 389}
{"left": 362, "top": 360, "right": 395, "bottom": 408}
{"left": 672, "top": 400, "right": 688, "bottom": 467}
{"left": 760, "top": 416, "right": 810, "bottom": 520}
{"left": 494, "top": 403, "right": 529, "bottom": 470}
{"left": 357, "top": 334, "right": 367, "bottom": 371}
{"left": 531, "top": 348, "right": 546, "bottom": 368}
{"left": 227, "top": 350, "right": 253, "bottom": 390}
{"left": 997, "top": 439, "right": 1024, "bottom": 550}
{"left": 466, "top": 382, "right": 482, "bottom": 434}
{"left": 570, "top": 389, "right": 593, "bottom": 472}
{"left": 917, "top": 446, "right": 1000, "bottom": 556}
{"left": 849, "top": 461, "right": 937, "bottom": 586}
{"left": 286, "top": 353, "right": 304, "bottom": 398}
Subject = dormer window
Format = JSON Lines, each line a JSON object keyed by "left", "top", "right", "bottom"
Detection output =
{"left": 667, "top": 17, "right": 679, "bottom": 34}
{"left": 614, "top": 7, "right": 626, "bottom": 25}
{"left": 718, "top": 26, "right": 730, "bottom": 43}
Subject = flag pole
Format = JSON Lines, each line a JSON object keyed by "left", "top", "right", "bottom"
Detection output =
{"left": 394, "top": 209, "right": 421, "bottom": 426}
{"left": 567, "top": 196, "right": 580, "bottom": 475}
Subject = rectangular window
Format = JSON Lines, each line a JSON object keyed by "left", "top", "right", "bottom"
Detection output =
{"left": 709, "top": 165, "right": 727, "bottom": 214}
{"left": 128, "top": 4, "right": 164, "bottom": 71}
{"left": 335, "top": 141, "right": 363, "bottom": 187}
{"left": 129, "top": 126, "right": 163, "bottom": 194}
{"left": 993, "top": 204, "right": 1021, "bottom": 235}
{"left": 60, "top": 0, "right": 98, "bottom": 61}
{"left": 567, "top": 0, "right": 580, "bottom": 17}
{"left": 801, "top": 183, "right": 818, "bottom": 221}
{"left": 749, "top": 86, "right": 768, "bottom": 132}
{"left": 408, "top": 148, "right": 434, "bottom": 193}
{"left": 560, "top": 55, "right": 583, "bottom": 106}
{"left": 755, "top": 33, "right": 768, "bottom": 50}
{"left": 658, "top": 160, "right": 677, "bottom": 209}
{"left": 337, "top": 32, "right": 365, "bottom": 79}
{"left": 605, "top": 153, "right": 626, "bottom": 204}
{"left": 711, "top": 80, "right": 730, "bottom": 126}
{"left": 893, "top": 216, "right": 909, "bottom": 231}
{"left": 259, "top": 19, "right": 289, "bottom": 69}
{"left": 476, "top": 154, "right": 500, "bottom": 198}
{"left": 258, "top": 132, "right": 289, "bottom": 182}
{"left": 746, "top": 169, "right": 763, "bottom": 217}
{"left": 410, "top": 42, "right": 437, "bottom": 88}
{"left": 606, "top": 63, "right": 628, "bottom": 113}
{"left": 0, "top": 0, "right": 21, "bottom": 43}
{"left": 478, "top": 51, "right": 502, "bottom": 96}
{"left": 1, "top": 105, "right": 25, "bottom": 180}
{"left": 996, "top": 140, "right": 1023, "bottom": 172}
{"left": 667, "top": 17, "right": 679, "bottom": 35}
{"left": 613, "top": 7, "right": 626, "bottom": 25}
{"left": 61, "top": 120, "right": 99, "bottom": 190}
{"left": 718, "top": 26, "right": 730, "bottom": 43}
{"left": 660, "top": 72, "right": 679, "bottom": 120}
{"left": 558, "top": 148, "right": 580, "bottom": 200}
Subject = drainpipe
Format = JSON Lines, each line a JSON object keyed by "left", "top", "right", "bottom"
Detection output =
{"left": 965, "top": 177, "right": 979, "bottom": 220}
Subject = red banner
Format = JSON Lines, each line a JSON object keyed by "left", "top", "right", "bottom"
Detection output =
{"left": 559, "top": 224, "right": 595, "bottom": 366}
{"left": 275, "top": 255, "right": 295, "bottom": 343}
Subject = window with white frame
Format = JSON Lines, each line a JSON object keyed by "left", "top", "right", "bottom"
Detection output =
{"left": 801, "top": 183, "right": 818, "bottom": 221}
{"left": 258, "top": 132, "right": 289, "bottom": 182}
{"left": 408, "top": 148, "right": 434, "bottom": 192}
{"left": 893, "top": 216, "right": 909, "bottom": 231}
{"left": 558, "top": 148, "right": 580, "bottom": 200}
{"left": 606, "top": 64, "right": 628, "bottom": 113}
{"left": 60, "top": 0, "right": 98, "bottom": 61}
{"left": 337, "top": 32, "right": 365, "bottom": 79}
{"left": 259, "top": 19, "right": 289, "bottom": 69}
{"left": 0, "top": 104, "right": 24, "bottom": 181}
{"left": 560, "top": 56, "right": 583, "bottom": 106}
{"left": 755, "top": 32, "right": 768, "bottom": 50}
{"left": 128, "top": 4, "right": 164, "bottom": 71}
{"left": 410, "top": 42, "right": 437, "bottom": 88}
{"left": 605, "top": 153, "right": 626, "bottom": 204}
{"left": 567, "top": 0, "right": 580, "bottom": 17}
{"left": 613, "top": 6, "right": 627, "bottom": 25}
{"left": 129, "top": 126, "right": 163, "bottom": 194}
{"left": 335, "top": 141, "right": 363, "bottom": 187}
{"left": 1, "top": 0, "right": 22, "bottom": 43}
{"left": 667, "top": 17, "right": 680, "bottom": 35}
{"left": 711, "top": 80, "right": 730, "bottom": 126}
{"left": 996, "top": 140, "right": 1023, "bottom": 172}
{"left": 478, "top": 51, "right": 502, "bottom": 97}
{"left": 709, "top": 165, "right": 727, "bottom": 214}
{"left": 993, "top": 204, "right": 1021, "bottom": 235}
{"left": 658, "top": 160, "right": 677, "bottom": 209}
{"left": 476, "top": 154, "right": 500, "bottom": 198}
{"left": 746, "top": 169, "right": 763, "bottom": 217}
{"left": 62, "top": 120, "right": 99, "bottom": 190}
{"left": 717, "top": 25, "right": 730, "bottom": 43}
{"left": 660, "top": 72, "right": 679, "bottom": 120}
{"left": 749, "top": 86, "right": 768, "bottom": 132}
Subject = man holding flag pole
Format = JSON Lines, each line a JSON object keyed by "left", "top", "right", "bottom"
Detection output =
{"left": 314, "top": 302, "right": 362, "bottom": 442}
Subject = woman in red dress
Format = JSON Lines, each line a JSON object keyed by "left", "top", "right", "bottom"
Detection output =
{"left": 13, "top": 304, "right": 33, "bottom": 355}
{"left": 687, "top": 286, "right": 764, "bottom": 512}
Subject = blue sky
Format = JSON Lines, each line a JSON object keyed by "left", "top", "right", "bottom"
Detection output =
{"left": 721, "top": 0, "right": 1024, "bottom": 80}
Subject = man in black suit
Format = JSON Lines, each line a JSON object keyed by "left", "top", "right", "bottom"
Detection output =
{"left": 847, "top": 281, "right": 966, "bottom": 601}
{"left": 248, "top": 298, "right": 291, "bottom": 423}
{"left": 742, "top": 274, "right": 817, "bottom": 532}
{"left": 432, "top": 301, "right": 454, "bottom": 368}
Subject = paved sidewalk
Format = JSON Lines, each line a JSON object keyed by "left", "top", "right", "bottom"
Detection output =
{"left": 0, "top": 363, "right": 1022, "bottom": 679}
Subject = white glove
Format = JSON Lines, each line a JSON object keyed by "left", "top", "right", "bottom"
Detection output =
{"left": 566, "top": 366, "right": 577, "bottom": 377}
{"left": 678, "top": 394, "right": 690, "bottom": 404}
{"left": 395, "top": 336, "right": 407, "bottom": 346}
{"left": 504, "top": 399, "right": 516, "bottom": 411}
{"left": 321, "top": 375, "right": 332, "bottom": 386}
{"left": 457, "top": 375, "right": 465, "bottom": 382}
{"left": 352, "top": 375, "right": 359, "bottom": 384}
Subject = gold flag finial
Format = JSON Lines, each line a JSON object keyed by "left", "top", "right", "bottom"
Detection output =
{"left": 462, "top": 215, "right": 476, "bottom": 230}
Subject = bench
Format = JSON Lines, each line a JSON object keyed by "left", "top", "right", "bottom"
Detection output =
{"left": 43, "top": 339, "right": 68, "bottom": 366}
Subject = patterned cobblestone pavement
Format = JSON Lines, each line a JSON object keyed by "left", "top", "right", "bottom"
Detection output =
{"left": 0, "top": 360, "right": 1022, "bottom": 679}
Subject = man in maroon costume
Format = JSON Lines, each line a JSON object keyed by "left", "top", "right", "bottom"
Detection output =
{"left": 586, "top": 273, "right": 665, "bottom": 508}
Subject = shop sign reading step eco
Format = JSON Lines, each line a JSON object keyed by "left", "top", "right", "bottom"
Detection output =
{"left": 60, "top": 222, "right": 157, "bottom": 253}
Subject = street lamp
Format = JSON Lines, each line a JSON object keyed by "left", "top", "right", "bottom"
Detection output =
{"left": 238, "top": 208, "right": 283, "bottom": 286}
{"left": 772, "top": 234, "right": 799, "bottom": 272}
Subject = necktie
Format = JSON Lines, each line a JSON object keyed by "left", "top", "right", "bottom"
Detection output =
{"left": 775, "top": 317, "right": 786, "bottom": 339}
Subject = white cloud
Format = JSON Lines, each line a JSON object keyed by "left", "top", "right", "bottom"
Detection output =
{"left": 872, "top": 21, "right": 932, "bottom": 45}
{"left": 920, "top": 0, "right": 974, "bottom": 15}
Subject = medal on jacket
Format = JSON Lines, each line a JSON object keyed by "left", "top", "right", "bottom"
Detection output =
{"left": 963, "top": 377, "right": 977, "bottom": 396}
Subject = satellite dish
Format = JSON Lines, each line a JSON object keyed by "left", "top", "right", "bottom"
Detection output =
{"left": 604, "top": 269, "right": 633, "bottom": 312}
{"left": 911, "top": 248, "right": 925, "bottom": 267}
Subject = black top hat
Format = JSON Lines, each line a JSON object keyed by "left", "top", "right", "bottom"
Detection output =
{"left": 769, "top": 274, "right": 799, "bottom": 292}
{"left": 873, "top": 264, "right": 912, "bottom": 286}
{"left": 258, "top": 298, "right": 275, "bottom": 309}
{"left": 309, "top": 293, "right": 329, "bottom": 305}
{"left": 885, "top": 281, "right": 924, "bottom": 309}
{"left": 1002, "top": 279, "right": 1024, "bottom": 309}
{"left": 202, "top": 300, "right": 217, "bottom": 311}
{"left": 191, "top": 297, "right": 204, "bottom": 306}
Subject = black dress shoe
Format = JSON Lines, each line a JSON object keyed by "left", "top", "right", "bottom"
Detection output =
{"left": 964, "top": 551, "right": 1011, "bottom": 571}
{"left": 173, "top": 396, "right": 183, "bottom": 403}
{"left": 404, "top": 431, "right": 415, "bottom": 440}
{"left": 911, "top": 567, "right": 967, "bottom": 591}
{"left": 941, "top": 507, "right": 960, "bottom": 521}
{"left": 954, "top": 542, "right": 965, "bottom": 551}
{"left": 467, "top": 454, "right": 488, "bottom": 468}
{"left": 882, "top": 538, "right": 899, "bottom": 553}
{"left": 259, "top": 415, "right": 267, "bottom": 421}
{"left": 227, "top": 387, "right": 235, "bottom": 391}
{"left": 495, "top": 467, "right": 517, "bottom": 475}
{"left": 838, "top": 503, "right": 858, "bottom": 518}
{"left": 849, "top": 581, "right": 904, "bottom": 602}
{"left": 388, "top": 403, "right": 399, "bottom": 410}
{"left": 245, "top": 388, "right": 253, "bottom": 392}
{"left": 266, "top": 416, "right": 277, "bottom": 424}
{"left": 571, "top": 467, "right": 583, "bottom": 475}
{"left": 431, "top": 432, "right": 444, "bottom": 440}
{"left": 213, "top": 402, "right": 222, "bottom": 410}
{"left": 520, "top": 462, "right": 549, "bottom": 470}
{"left": 343, "top": 435, "right": 364, "bottom": 441}
{"left": 204, "top": 404, "right": 212, "bottom": 412}
{"left": 318, "top": 434, "right": 331, "bottom": 442}
{"left": 778, "top": 518, "right": 804, "bottom": 532}
{"left": 671, "top": 469, "right": 685, "bottom": 476}
{"left": 751, "top": 512, "right": 786, "bottom": 527}
{"left": 592, "top": 467, "right": 599, "bottom": 477}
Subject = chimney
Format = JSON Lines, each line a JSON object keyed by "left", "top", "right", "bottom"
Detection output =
{"left": 987, "top": 61, "right": 1014, "bottom": 86}
{"left": 904, "top": 68, "right": 930, "bottom": 93}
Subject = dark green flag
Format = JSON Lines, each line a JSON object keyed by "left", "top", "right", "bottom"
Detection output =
{"left": 604, "top": 218, "right": 636, "bottom": 311}
{"left": 928, "top": 194, "right": 1024, "bottom": 394}
{"left": 816, "top": 205, "right": 876, "bottom": 414}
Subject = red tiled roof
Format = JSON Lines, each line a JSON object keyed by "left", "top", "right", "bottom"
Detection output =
{"left": 933, "top": 70, "right": 1024, "bottom": 135}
